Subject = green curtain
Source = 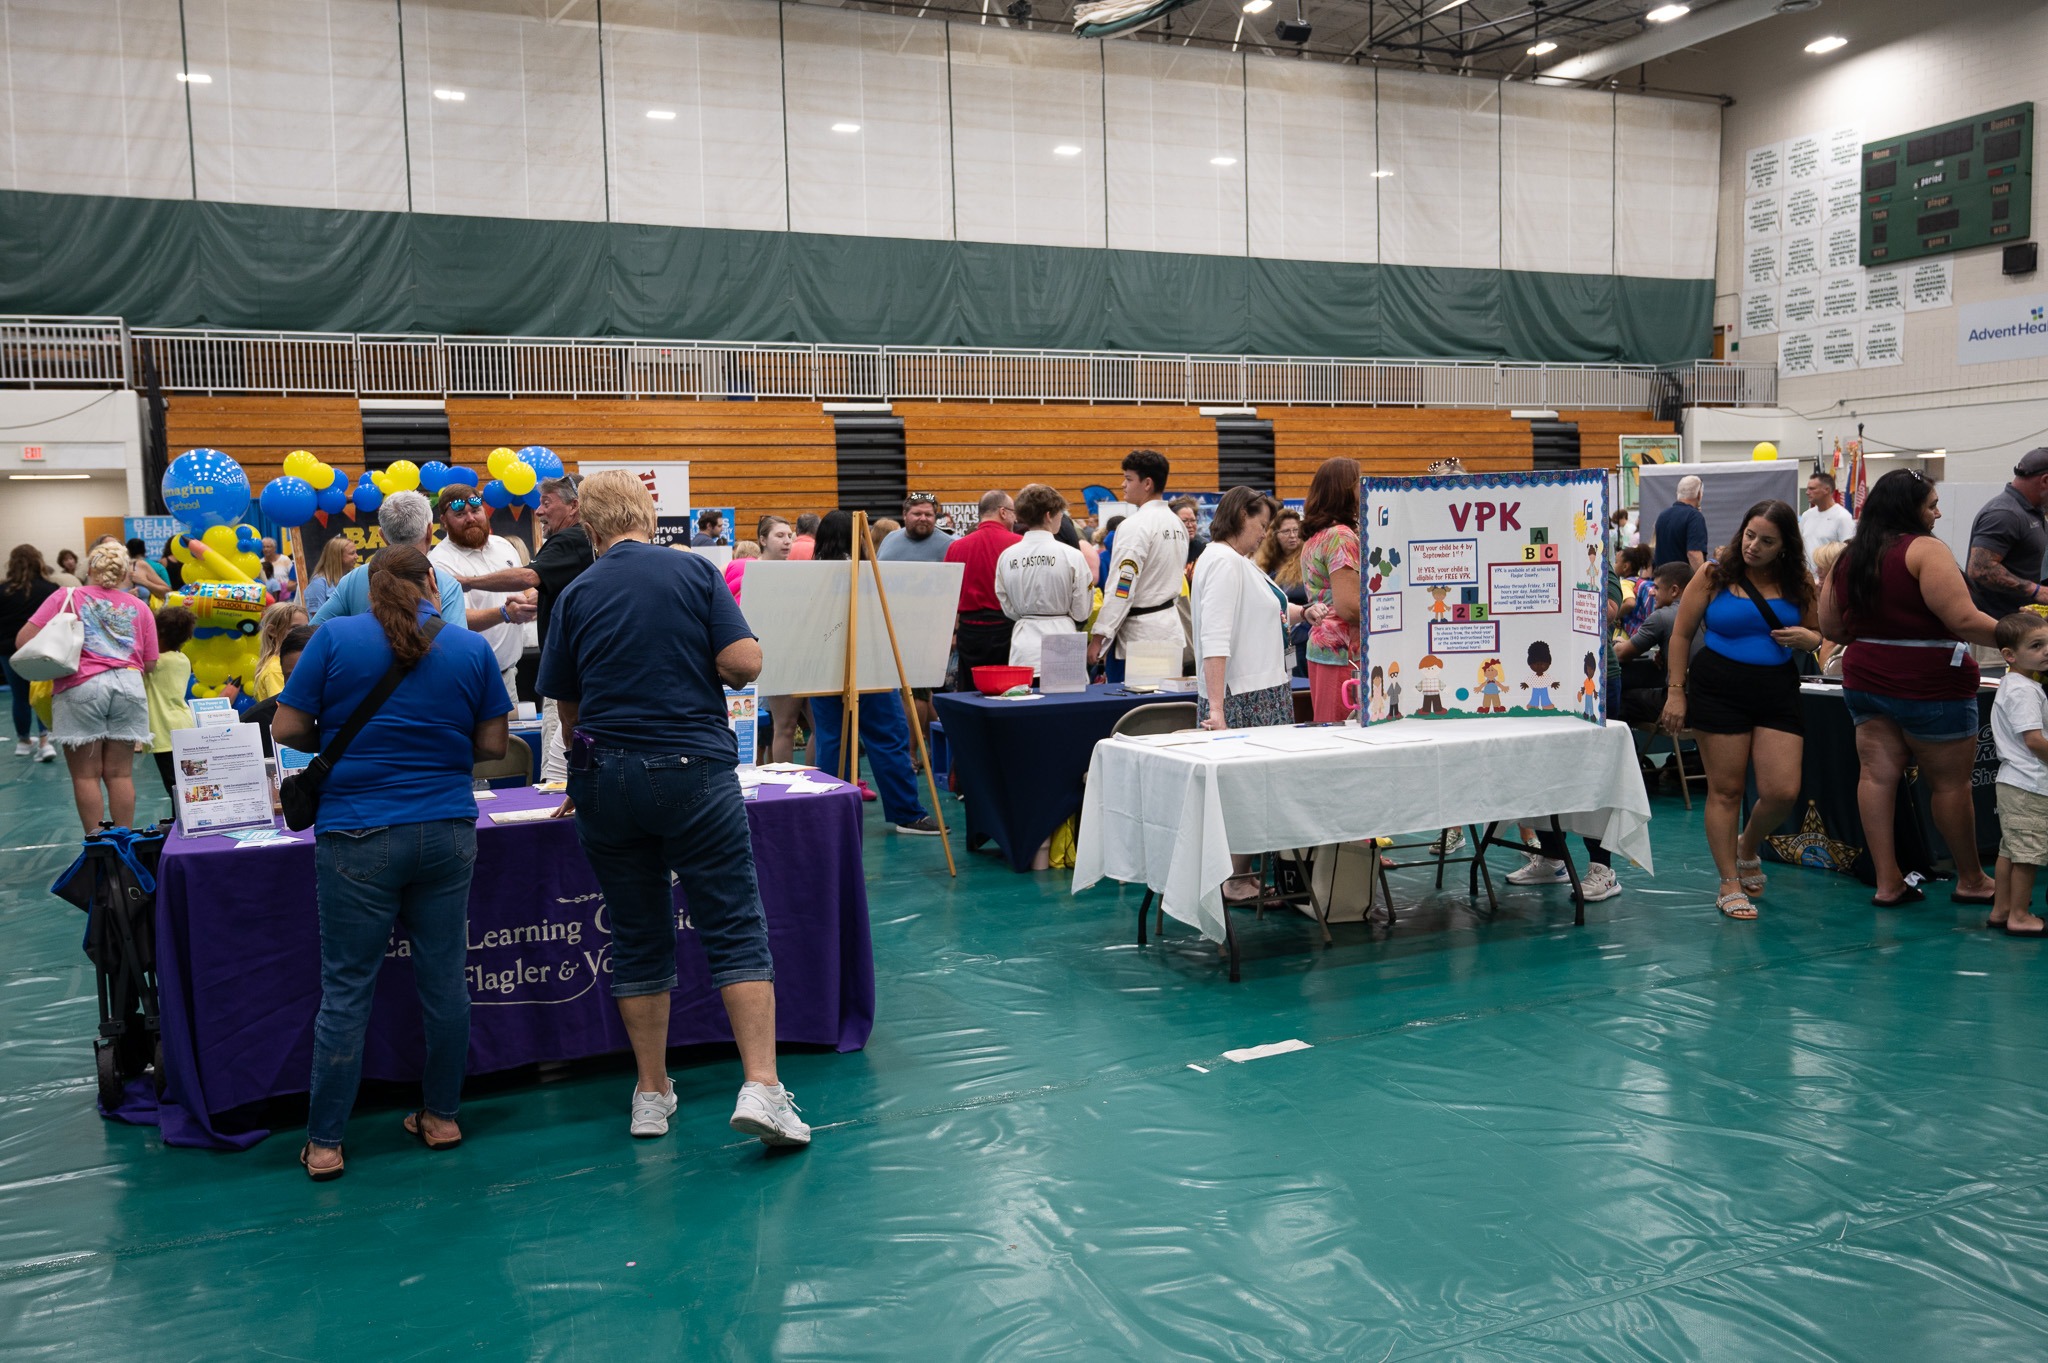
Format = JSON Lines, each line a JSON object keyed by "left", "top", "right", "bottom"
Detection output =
{"left": 0, "top": 189, "right": 1711, "bottom": 364}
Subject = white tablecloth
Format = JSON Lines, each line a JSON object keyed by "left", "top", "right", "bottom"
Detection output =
{"left": 1072, "top": 718, "right": 1654, "bottom": 942}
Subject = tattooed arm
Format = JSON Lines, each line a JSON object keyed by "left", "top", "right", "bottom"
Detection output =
{"left": 1966, "top": 547, "right": 2047, "bottom": 608}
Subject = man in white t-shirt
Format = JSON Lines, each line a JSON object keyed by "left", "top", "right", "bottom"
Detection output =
{"left": 1800, "top": 471, "right": 1856, "bottom": 570}
{"left": 428, "top": 486, "right": 537, "bottom": 697}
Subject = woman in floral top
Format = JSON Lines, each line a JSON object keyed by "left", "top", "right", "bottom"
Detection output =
{"left": 1299, "top": 457, "right": 1362, "bottom": 721}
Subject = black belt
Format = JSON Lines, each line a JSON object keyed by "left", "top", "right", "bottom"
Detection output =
{"left": 961, "top": 609, "right": 1009, "bottom": 625}
{"left": 1127, "top": 599, "right": 1177, "bottom": 618}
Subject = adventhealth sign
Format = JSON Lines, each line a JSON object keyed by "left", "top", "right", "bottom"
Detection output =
{"left": 1957, "top": 292, "right": 2048, "bottom": 365}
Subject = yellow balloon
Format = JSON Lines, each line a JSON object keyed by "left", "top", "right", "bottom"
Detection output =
{"left": 282, "top": 450, "right": 318, "bottom": 482}
{"left": 307, "top": 462, "right": 336, "bottom": 491}
{"left": 501, "top": 462, "right": 537, "bottom": 496}
{"left": 487, "top": 448, "right": 515, "bottom": 478}
{"left": 370, "top": 471, "right": 391, "bottom": 495}
{"left": 385, "top": 459, "right": 420, "bottom": 492}
{"left": 1751, "top": 442, "right": 1779, "bottom": 461}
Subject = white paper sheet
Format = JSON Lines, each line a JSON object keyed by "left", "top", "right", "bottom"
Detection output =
{"left": 1038, "top": 631, "right": 1089, "bottom": 695}
{"left": 489, "top": 806, "right": 562, "bottom": 824}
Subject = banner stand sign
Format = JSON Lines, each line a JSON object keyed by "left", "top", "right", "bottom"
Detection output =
{"left": 1360, "top": 470, "right": 1610, "bottom": 726}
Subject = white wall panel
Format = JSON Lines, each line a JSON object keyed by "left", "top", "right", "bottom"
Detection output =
{"left": 183, "top": 0, "right": 407, "bottom": 212}
{"left": 1246, "top": 56, "right": 1376, "bottom": 265}
{"left": 783, "top": 6, "right": 950, "bottom": 241}
{"left": 1501, "top": 83, "right": 1612, "bottom": 275}
{"left": 1377, "top": 70, "right": 1500, "bottom": 271}
{"left": 1105, "top": 42, "right": 1244, "bottom": 257}
{"left": 2, "top": 0, "right": 191, "bottom": 199}
{"left": 1615, "top": 93, "right": 1719, "bottom": 280}
{"left": 948, "top": 27, "right": 1103, "bottom": 250}
{"left": 401, "top": 2, "right": 605, "bottom": 222}
{"left": 601, "top": 0, "right": 785, "bottom": 231}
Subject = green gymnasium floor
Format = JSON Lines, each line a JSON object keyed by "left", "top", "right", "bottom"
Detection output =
{"left": 4, "top": 752, "right": 2047, "bottom": 1361}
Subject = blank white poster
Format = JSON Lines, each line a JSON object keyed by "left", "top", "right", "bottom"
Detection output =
{"left": 742, "top": 561, "right": 963, "bottom": 696}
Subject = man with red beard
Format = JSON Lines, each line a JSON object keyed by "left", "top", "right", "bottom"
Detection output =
{"left": 429, "top": 486, "right": 537, "bottom": 701}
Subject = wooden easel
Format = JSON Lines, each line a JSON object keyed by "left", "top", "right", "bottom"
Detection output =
{"left": 834, "top": 511, "right": 957, "bottom": 877}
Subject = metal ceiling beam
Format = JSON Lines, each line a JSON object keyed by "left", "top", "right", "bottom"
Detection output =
{"left": 1541, "top": 0, "right": 1787, "bottom": 83}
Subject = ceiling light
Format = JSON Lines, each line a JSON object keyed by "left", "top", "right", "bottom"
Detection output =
{"left": 1210, "top": 156, "right": 1237, "bottom": 166}
{"left": 1804, "top": 34, "right": 1847, "bottom": 53}
{"left": 646, "top": 109, "right": 676, "bottom": 121}
{"left": 1371, "top": 168, "right": 1394, "bottom": 178}
{"left": 1241, "top": 0, "right": 1272, "bottom": 11}
{"left": 1645, "top": 4, "right": 1688, "bottom": 21}
{"left": 8, "top": 473, "right": 91, "bottom": 481}
{"left": 1054, "top": 144, "right": 1082, "bottom": 156}
{"left": 1527, "top": 40, "right": 1557, "bottom": 55}
{"left": 176, "top": 72, "right": 211, "bottom": 84}
{"left": 831, "top": 122, "right": 861, "bottom": 133}
{"left": 433, "top": 88, "right": 465, "bottom": 101}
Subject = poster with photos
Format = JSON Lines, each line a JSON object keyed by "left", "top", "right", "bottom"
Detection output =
{"left": 1359, "top": 470, "right": 1609, "bottom": 728}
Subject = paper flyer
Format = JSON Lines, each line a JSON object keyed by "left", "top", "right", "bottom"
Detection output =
{"left": 726, "top": 685, "right": 759, "bottom": 765}
{"left": 1360, "top": 470, "right": 1609, "bottom": 727}
{"left": 170, "top": 722, "right": 278, "bottom": 838}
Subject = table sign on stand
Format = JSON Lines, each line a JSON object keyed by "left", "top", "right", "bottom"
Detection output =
{"left": 168, "top": 723, "right": 273, "bottom": 838}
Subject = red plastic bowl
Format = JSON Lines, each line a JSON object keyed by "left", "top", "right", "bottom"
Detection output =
{"left": 971, "top": 665, "right": 1035, "bottom": 695}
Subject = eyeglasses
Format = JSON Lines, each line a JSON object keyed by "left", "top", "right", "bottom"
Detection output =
{"left": 442, "top": 496, "right": 483, "bottom": 512}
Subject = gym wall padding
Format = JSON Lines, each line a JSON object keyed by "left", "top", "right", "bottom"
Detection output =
{"left": 0, "top": 190, "right": 1713, "bottom": 365}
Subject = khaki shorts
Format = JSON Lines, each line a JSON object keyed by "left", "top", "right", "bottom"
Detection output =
{"left": 1997, "top": 783, "right": 2048, "bottom": 865}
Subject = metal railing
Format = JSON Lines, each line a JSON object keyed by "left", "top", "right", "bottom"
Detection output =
{"left": 1, "top": 317, "right": 1778, "bottom": 409}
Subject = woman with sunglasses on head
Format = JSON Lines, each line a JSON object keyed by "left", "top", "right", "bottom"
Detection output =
{"left": 1661, "top": 500, "right": 1822, "bottom": 921}
{"left": 1819, "top": 469, "right": 2000, "bottom": 909}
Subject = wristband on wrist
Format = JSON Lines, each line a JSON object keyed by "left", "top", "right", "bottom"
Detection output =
{"left": 499, "top": 603, "right": 510, "bottom": 623}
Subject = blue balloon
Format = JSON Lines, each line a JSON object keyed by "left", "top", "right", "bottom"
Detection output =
{"left": 259, "top": 476, "right": 318, "bottom": 527}
{"left": 481, "top": 479, "right": 512, "bottom": 510}
{"left": 521, "top": 487, "right": 542, "bottom": 508}
{"left": 517, "top": 445, "right": 565, "bottom": 482}
{"left": 315, "top": 480, "right": 348, "bottom": 515}
{"left": 163, "top": 449, "right": 251, "bottom": 531}
{"left": 417, "top": 461, "right": 451, "bottom": 494}
{"left": 352, "top": 478, "right": 384, "bottom": 516}
{"left": 442, "top": 466, "right": 479, "bottom": 488}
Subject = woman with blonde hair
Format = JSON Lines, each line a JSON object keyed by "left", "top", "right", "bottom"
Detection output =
{"left": 247, "top": 600, "right": 310, "bottom": 702}
{"left": 302, "top": 537, "right": 359, "bottom": 615}
{"left": 14, "top": 540, "right": 159, "bottom": 830}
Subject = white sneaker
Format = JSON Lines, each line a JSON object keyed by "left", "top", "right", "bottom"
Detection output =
{"left": 729, "top": 1081, "right": 811, "bottom": 1148}
{"left": 628, "top": 1080, "right": 677, "bottom": 1138}
{"left": 12, "top": 740, "right": 30, "bottom": 757}
{"left": 34, "top": 739, "right": 55, "bottom": 763}
{"left": 1429, "top": 828, "right": 1465, "bottom": 855}
{"left": 1579, "top": 863, "right": 1622, "bottom": 902}
{"left": 1507, "top": 854, "right": 1571, "bottom": 886}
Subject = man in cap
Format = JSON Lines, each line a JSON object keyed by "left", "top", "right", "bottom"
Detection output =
{"left": 877, "top": 493, "right": 956, "bottom": 563}
{"left": 1967, "top": 448, "right": 2048, "bottom": 623}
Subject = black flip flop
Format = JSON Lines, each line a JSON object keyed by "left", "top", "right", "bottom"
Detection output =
{"left": 404, "top": 1110, "right": 462, "bottom": 1151}
{"left": 1872, "top": 887, "right": 1926, "bottom": 907}
{"left": 1953, "top": 890, "right": 1998, "bottom": 906}
{"left": 300, "top": 1142, "right": 344, "bottom": 1181}
{"left": 2002, "top": 920, "right": 2048, "bottom": 939}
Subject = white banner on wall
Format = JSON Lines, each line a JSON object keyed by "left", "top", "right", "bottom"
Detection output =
{"left": 1741, "top": 290, "right": 1780, "bottom": 338}
{"left": 1862, "top": 268, "right": 1905, "bottom": 313}
{"left": 1780, "top": 280, "right": 1820, "bottom": 329}
{"left": 1779, "top": 329, "right": 1819, "bottom": 377}
{"left": 1784, "top": 132, "right": 1823, "bottom": 183}
{"left": 1823, "top": 173, "right": 1860, "bottom": 223}
{"left": 1820, "top": 274, "right": 1863, "bottom": 321}
{"left": 1860, "top": 316, "right": 1904, "bottom": 368}
{"left": 1824, "top": 223, "right": 1861, "bottom": 274}
{"left": 1782, "top": 233, "right": 1822, "bottom": 279}
{"left": 1784, "top": 184, "right": 1821, "bottom": 233}
{"left": 1957, "top": 291, "right": 2048, "bottom": 367}
{"left": 1360, "top": 471, "right": 1609, "bottom": 727}
{"left": 1825, "top": 125, "right": 1862, "bottom": 174}
{"left": 1745, "top": 142, "right": 1784, "bottom": 194}
{"left": 1818, "top": 324, "right": 1860, "bottom": 373}
{"left": 1908, "top": 259, "right": 1954, "bottom": 312}
{"left": 575, "top": 460, "right": 690, "bottom": 517}
{"left": 1745, "top": 194, "right": 1782, "bottom": 241}
{"left": 1744, "top": 240, "right": 1781, "bottom": 288}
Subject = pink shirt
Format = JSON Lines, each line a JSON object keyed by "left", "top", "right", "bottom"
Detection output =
{"left": 723, "top": 557, "right": 750, "bottom": 604}
{"left": 29, "top": 584, "right": 159, "bottom": 692}
{"left": 786, "top": 536, "right": 815, "bottom": 562}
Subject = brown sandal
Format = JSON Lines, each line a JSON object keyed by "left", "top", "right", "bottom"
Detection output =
{"left": 404, "top": 1110, "right": 462, "bottom": 1151}
{"left": 300, "top": 1142, "right": 345, "bottom": 1181}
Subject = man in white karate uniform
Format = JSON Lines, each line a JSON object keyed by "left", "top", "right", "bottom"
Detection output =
{"left": 1088, "top": 449, "right": 1189, "bottom": 684}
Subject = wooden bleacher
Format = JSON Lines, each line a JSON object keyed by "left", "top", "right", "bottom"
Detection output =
{"left": 895, "top": 402, "right": 1219, "bottom": 516}
{"left": 162, "top": 396, "right": 364, "bottom": 489}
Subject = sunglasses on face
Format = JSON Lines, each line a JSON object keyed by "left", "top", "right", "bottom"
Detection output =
{"left": 443, "top": 497, "right": 483, "bottom": 512}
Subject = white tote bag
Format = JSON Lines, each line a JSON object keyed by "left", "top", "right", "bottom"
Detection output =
{"left": 9, "top": 588, "right": 84, "bottom": 681}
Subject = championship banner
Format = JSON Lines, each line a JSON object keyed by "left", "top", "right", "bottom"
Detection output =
{"left": 1360, "top": 470, "right": 1609, "bottom": 726}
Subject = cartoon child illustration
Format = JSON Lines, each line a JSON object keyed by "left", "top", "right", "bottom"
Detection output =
{"left": 1367, "top": 666, "right": 1389, "bottom": 721}
{"left": 1426, "top": 585, "right": 1452, "bottom": 621}
{"left": 1476, "top": 658, "right": 1508, "bottom": 714}
{"left": 1519, "top": 641, "right": 1556, "bottom": 711}
{"left": 1416, "top": 655, "right": 1447, "bottom": 716}
{"left": 1386, "top": 661, "right": 1403, "bottom": 718}
{"left": 1580, "top": 652, "right": 1602, "bottom": 720}
{"left": 1584, "top": 542, "right": 1601, "bottom": 591}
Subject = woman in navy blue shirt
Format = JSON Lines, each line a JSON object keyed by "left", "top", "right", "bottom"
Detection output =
{"left": 273, "top": 546, "right": 511, "bottom": 1180}
{"left": 1659, "top": 500, "right": 1822, "bottom": 922}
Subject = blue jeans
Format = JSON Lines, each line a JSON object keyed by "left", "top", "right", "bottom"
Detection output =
{"left": 2, "top": 655, "right": 42, "bottom": 739}
{"left": 308, "top": 818, "right": 477, "bottom": 1147}
{"left": 567, "top": 750, "right": 774, "bottom": 996}
{"left": 810, "top": 690, "right": 929, "bottom": 825}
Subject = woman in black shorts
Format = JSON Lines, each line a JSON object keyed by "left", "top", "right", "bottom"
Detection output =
{"left": 1660, "top": 500, "right": 1822, "bottom": 920}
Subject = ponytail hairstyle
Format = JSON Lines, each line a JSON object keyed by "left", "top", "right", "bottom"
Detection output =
{"left": 368, "top": 545, "right": 437, "bottom": 667}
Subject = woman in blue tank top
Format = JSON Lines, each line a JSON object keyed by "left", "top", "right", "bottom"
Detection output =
{"left": 1660, "top": 499, "right": 1822, "bottom": 922}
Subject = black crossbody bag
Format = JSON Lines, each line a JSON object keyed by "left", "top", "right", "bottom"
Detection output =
{"left": 279, "top": 620, "right": 444, "bottom": 831}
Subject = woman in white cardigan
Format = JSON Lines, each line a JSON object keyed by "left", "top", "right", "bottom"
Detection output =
{"left": 1192, "top": 487, "right": 1328, "bottom": 901}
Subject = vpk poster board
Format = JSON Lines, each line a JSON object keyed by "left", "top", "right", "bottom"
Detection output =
{"left": 741, "top": 560, "right": 963, "bottom": 696}
{"left": 1361, "top": 470, "right": 1609, "bottom": 725}
{"left": 1637, "top": 462, "right": 1800, "bottom": 563}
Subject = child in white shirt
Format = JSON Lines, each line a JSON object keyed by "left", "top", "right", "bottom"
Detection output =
{"left": 1989, "top": 612, "right": 2048, "bottom": 937}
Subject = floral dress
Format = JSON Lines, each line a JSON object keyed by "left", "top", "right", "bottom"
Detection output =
{"left": 1300, "top": 526, "right": 1360, "bottom": 668}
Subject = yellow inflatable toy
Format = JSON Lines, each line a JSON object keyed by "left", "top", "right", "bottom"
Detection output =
{"left": 166, "top": 525, "right": 272, "bottom": 696}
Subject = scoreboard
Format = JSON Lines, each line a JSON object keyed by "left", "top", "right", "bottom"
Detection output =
{"left": 1860, "top": 103, "right": 2032, "bottom": 267}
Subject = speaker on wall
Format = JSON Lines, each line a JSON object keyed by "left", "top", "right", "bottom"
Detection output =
{"left": 2005, "top": 242, "right": 2038, "bottom": 276}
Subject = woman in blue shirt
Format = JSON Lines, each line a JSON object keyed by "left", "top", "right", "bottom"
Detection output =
{"left": 273, "top": 546, "right": 511, "bottom": 1180}
{"left": 1659, "top": 500, "right": 1823, "bottom": 922}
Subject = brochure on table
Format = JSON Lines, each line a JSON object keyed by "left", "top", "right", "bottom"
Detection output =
{"left": 1360, "top": 470, "right": 1610, "bottom": 726}
{"left": 169, "top": 722, "right": 277, "bottom": 838}
{"left": 726, "top": 685, "right": 758, "bottom": 764}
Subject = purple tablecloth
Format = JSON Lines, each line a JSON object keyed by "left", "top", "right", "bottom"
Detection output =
{"left": 145, "top": 780, "right": 873, "bottom": 1150}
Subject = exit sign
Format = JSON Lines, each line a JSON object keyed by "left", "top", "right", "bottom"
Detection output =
{"left": 20, "top": 445, "right": 43, "bottom": 461}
